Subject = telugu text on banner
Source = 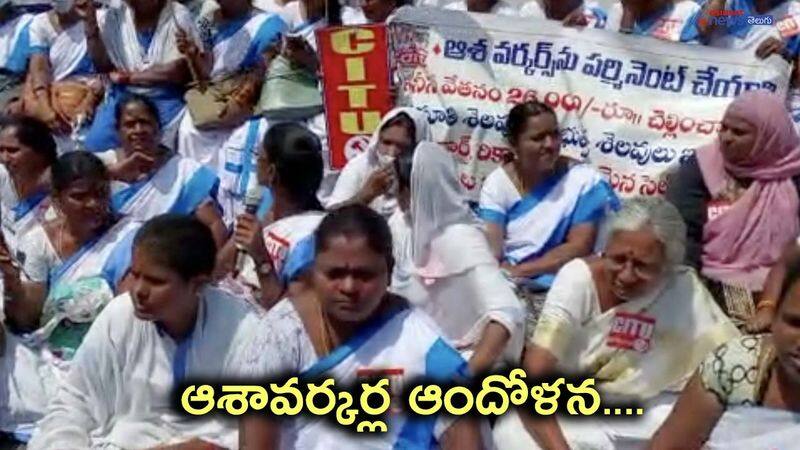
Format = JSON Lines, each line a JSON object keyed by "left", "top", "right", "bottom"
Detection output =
{"left": 388, "top": 7, "right": 791, "bottom": 198}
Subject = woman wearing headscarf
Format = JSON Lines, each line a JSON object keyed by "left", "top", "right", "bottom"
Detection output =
{"left": 393, "top": 142, "right": 525, "bottom": 375}
{"left": 667, "top": 90, "right": 800, "bottom": 327}
{"left": 325, "top": 107, "right": 430, "bottom": 220}
{"left": 493, "top": 197, "right": 738, "bottom": 450}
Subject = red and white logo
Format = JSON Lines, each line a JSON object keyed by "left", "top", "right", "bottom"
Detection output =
{"left": 264, "top": 231, "right": 290, "bottom": 273}
{"left": 607, "top": 312, "right": 656, "bottom": 353}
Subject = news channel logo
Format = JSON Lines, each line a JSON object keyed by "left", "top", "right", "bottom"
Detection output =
{"left": 697, "top": 12, "right": 774, "bottom": 28}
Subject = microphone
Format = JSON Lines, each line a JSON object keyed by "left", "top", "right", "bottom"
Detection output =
{"left": 233, "top": 186, "right": 263, "bottom": 278}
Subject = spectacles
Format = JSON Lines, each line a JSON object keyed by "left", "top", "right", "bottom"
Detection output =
{"left": 604, "top": 254, "right": 663, "bottom": 281}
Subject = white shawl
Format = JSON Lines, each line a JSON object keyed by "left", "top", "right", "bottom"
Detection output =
{"left": 101, "top": 0, "right": 198, "bottom": 72}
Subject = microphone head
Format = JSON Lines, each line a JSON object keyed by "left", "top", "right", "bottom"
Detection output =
{"left": 244, "top": 186, "right": 263, "bottom": 208}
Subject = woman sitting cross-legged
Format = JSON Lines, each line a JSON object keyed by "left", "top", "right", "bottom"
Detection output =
{"left": 492, "top": 197, "right": 739, "bottom": 450}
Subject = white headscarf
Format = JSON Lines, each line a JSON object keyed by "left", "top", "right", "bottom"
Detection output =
{"left": 410, "top": 142, "right": 489, "bottom": 272}
{"left": 367, "top": 107, "right": 432, "bottom": 170}
{"left": 405, "top": 142, "right": 524, "bottom": 364}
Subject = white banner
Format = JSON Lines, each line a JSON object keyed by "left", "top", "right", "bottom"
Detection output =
{"left": 388, "top": 7, "right": 791, "bottom": 199}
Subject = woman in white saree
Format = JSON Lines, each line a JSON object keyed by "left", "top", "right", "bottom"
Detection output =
{"left": 0, "top": 117, "right": 57, "bottom": 258}
{"left": 22, "top": 0, "right": 105, "bottom": 152}
{"left": 101, "top": 94, "right": 227, "bottom": 247}
{"left": 236, "top": 205, "right": 481, "bottom": 449}
{"left": 0, "top": 151, "right": 140, "bottom": 442}
{"left": 651, "top": 250, "right": 800, "bottom": 450}
{"left": 176, "top": 0, "right": 285, "bottom": 170}
{"left": 80, "top": 0, "right": 201, "bottom": 151}
{"left": 493, "top": 197, "right": 739, "bottom": 450}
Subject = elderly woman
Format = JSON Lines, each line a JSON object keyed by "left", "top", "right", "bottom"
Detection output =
{"left": 493, "top": 197, "right": 738, "bottom": 450}
{"left": 606, "top": 0, "right": 701, "bottom": 42}
{"left": 80, "top": 0, "right": 202, "bottom": 151}
{"left": 325, "top": 107, "right": 430, "bottom": 219}
{"left": 651, "top": 251, "right": 800, "bottom": 450}
{"left": 667, "top": 90, "right": 800, "bottom": 326}
{"left": 21, "top": 0, "right": 104, "bottom": 150}
{"left": 480, "top": 101, "right": 618, "bottom": 329}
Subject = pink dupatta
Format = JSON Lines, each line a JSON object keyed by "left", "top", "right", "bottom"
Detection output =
{"left": 697, "top": 90, "right": 800, "bottom": 291}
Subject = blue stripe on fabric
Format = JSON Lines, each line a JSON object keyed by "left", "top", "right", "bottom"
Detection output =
{"left": 5, "top": 20, "right": 31, "bottom": 74}
{"left": 212, "top": 16, "right": 251, "bottom": 46}
{"left": 29, "top": 45, "right": 47, "bottom": 54}
{"left": 67, "top": 53, "right": 96, "bottom": 78}
{"left": 237, "top": 119, "right": 262, "bottom": 196}
{"left": 300, "top": 306, "right": 407, "bottom": 379}
{"left": 111, "top": 178, "right": 150, "bottom": 215}
{"left": 506, "top": 169, "right": 567, "bottom": 222}
{"left": 48, "top": 233, "right": 103, "bottom": 288}
{"left": 171, "top": 165, "right": 220, "bottom": 215}
{"left": 240, "top": 15, "right": 285, "bottom": 70}
{"left": 137, "top": 30, "right": 155, "bottom": 51}
{"left": 172, "top": 337, "right": 192, "bottom": 385}
{"left": 11, "top": 190, "right": 46, "bottom": 221}
{"left": 571, "top": 180, "right": 619, "bottom": 225}
{"left": 788, "top": 35, "right": 800, "bottom": 59}
{"left": 680, "top": 9, "right": 702, "bottom": 43}
{"left": 589, "top": 6, "right": 607, "bottom": 29}
{"left": 281, "top": 234, "right": 315, "bottom": 285}
{"left": 634, "top": 2, "right": 674, "bottom": 35}
{"left": 395, "top": 338, "right": 469, "bottom": 450}
{"left": 224, "top": 162, "right": 243, "bottom": 173}
{"left": 478, "top": 207, "right": 506, "bottom": 225}
{"left": 12, "top": 430, "right": 31, "bottom": 443}
{"left": 291, "top": 17, "right": 322, "bottom": 34}
{"left": 100, "top": 224, "right": 138, "bottom": 291}
{"left": 720, "top": 0, "right": 755, "bottom": 39}
{"left": 256, "top": 187, "right": 273, "bottom": 221}
{"left": 160, "top": 300, "right": 207, "bottom": 386}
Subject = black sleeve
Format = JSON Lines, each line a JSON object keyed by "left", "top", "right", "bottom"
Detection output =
{"left": 665, "top": 155, "right": 710, "bottom": 271}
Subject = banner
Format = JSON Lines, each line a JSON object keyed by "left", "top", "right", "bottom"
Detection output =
{"left": 388, "top": 7, "right": 791, "bottom": 199}
{"left": 318, "top": 25, "right": 393, "bottom": 170}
